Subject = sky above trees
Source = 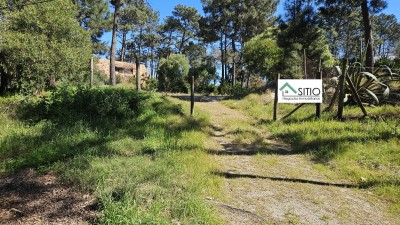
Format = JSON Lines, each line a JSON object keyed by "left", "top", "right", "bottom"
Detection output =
{"left": 149, "top": 0, "right": 400, "bottom": 20}
{"left": 101, "top": 0, "right": 400, "bottom": 50}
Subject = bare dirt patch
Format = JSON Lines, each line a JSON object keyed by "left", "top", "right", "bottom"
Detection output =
{"left": 0, "top": 169, "right": 97, "bottom": 225}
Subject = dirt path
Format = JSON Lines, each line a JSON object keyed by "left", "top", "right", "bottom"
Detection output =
{"left": 0, "top": 169, "right": 97, "bottom": 225}
{"left": 195, "top": 100, "right": 397, "bottom": 225}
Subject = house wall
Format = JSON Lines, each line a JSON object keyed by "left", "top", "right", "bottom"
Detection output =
{"left": 96, "top": 59, "right": 149, "bottom": 83}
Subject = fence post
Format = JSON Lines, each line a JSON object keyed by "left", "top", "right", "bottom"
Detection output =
{"left": 190, "top": 76, "right": 195, "bottom": 116}
{"left": 90, "top": 58, "right": 94, "bottom": 87}
{"left": 273, "top": 74, "right": 280, "bottom": 121}
{"left": 345, "top": 74, "right": 368, "bottom": 117}
{"left": 316, "top": 59, "right": 322, "bottom": 118}
{"left": 304, "top": 49, "right": 307, "bottom": 79}
{"left": 337, "top": 59, "right": 348, "bottom": 120}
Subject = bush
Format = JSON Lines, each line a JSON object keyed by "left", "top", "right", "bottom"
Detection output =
{"left": 218, "top": 83, "right": 249, "bottom": 96}
{"left": 0, "top": 0, "right": 92, "bottom": 94}
{"left": 157, "top": 54, "right": 190, "bottom": 93}
{"left": 243, "top": 34, "right": 283, "bottom": 79}
{"left": 145, "top": 78, "right": 158, "bottom": 91}
{"left": 19, "top": 86, "right": 149, "bottom": 123}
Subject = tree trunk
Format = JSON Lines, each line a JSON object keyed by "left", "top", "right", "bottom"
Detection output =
{"left": 50, "top": 75, "right": 56, "bottom": 88}
{"left": 110, "top": 0, "right": 121, "bottom": 86}
{"left": 344, "top": 28, "right": 351, "bottom": 59}
{"left": 179, "top": 30, "right": 186, "bottom": 54}
{"left": 224, "top": 35, "right": 228, "bottom": 82}
{"left": 361, "top": 0, "right": 374, "bottom": 71}
{"left": 232, "top": 38, "right": 236, "bottom": 86}
{"left": 0, "top": 68, "right": 8, "bottom": 95}
{"left": 135, "top": 29, "right": 143, "bottom": 91}
{"left": 120, "top": 31, "right": 127, "bottom": 62}
{"left": 220, "top": 35, "right": 225, "bottom": 82}
{"left": 135, "top": 58, "right": 141, "bottom": 90}
{"left": 150, "top": 47, "right": 154, "bottom": 79}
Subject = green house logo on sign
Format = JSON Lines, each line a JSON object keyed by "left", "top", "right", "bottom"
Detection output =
{"left": 279, "top": 82, "right": 297, "bottom": 94}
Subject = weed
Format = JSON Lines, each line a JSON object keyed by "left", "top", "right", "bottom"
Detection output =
{"left": 222, "top": 93, "right": 400, "bottom": 215}
{"left": 0, "top": 87, "right": 221, "bottom": 224}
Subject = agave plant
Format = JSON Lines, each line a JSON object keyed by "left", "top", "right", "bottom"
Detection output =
{"left": 334, "top": 62, "right": 400, "bottom": 105}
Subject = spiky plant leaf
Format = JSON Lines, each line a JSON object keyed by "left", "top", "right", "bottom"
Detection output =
{"left": 362, "top": 87, "right": 380, "bottom": 104}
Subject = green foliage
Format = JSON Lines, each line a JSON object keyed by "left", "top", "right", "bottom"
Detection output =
{"left": 218, "top": 83, "right": 249, "bottom": 96}
{"left": 243, "top": 32, "right": 283, "bottom": 79}
{"left": 0, "top": 88, "right": 220, "bottom": 223}
{"left": 163, "top": 4, "right": 200, "bottom": 53}
{"left": 375, "top": 57, "right": 400, "bottom": 71}
{"left": 144, "top": 78, "right": 158, "bottom": 91}
{"left": 188, "top": 58, "right": 217, "bottom": 93}
{"left": 222, "top": 93, "right": 400, "bottom": 214}
{"left": 19, "top": 86, "right": 147, "bottom": 123}
{"left": 202, "top": 0, "right": 278, "bottom": 42}
{"left": 157, "top": 54, "right": 190, "bottom": 93}
{"left": 338, "top": 63, "right": 400, "bottom": 105}
{"left": 72, "top": 0, "right": 111, "bottom": 54}
{"left": 279, "top": 0, "right": 335, "bottom": 71}
{"left": 280, "top": 43, "right": 303, "bottom": 79}
{"left": 0, "top": 0, "right": 92, "bottom": 94}
{"left": 201, "top": 0, "right": 278, "bottom": 85}
{"left": 372, "top": 13, "right": 400, "bottom": 58}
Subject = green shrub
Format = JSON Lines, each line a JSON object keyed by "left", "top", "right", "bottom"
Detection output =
{"left": 0, "top": 0, "right": 92, "bottom": 94}
{"left": 145, "top": 78, "right": 158, "bottom": 91}
{"left": 218, "top": 83, "right": 250, "bottom": 96}
{"left": 18, "top": 86, "right": 149, "bottom": 122}
{"left": 157, "top": 54, "right": 190, "bottom": 93}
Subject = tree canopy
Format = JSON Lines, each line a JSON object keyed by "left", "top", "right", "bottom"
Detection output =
{"left": 1, "top": 0, "right": 400, "bottom": 94}
{"left": 0, "top": 0, "right": 92, "bottom": 94}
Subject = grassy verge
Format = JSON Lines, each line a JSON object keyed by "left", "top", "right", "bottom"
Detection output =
{"left": 0, "top": 87, "right": 221, "bottom": 224}
{"left": 223, "top": 93, "right": 400, "bottom": 214}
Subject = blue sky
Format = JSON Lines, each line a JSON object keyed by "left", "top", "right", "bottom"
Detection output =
{"left": 148, "top": 0, "right": 400, "bottom": 22}
{"left": 101, "top": 0, "right": 400, "bottom": 50}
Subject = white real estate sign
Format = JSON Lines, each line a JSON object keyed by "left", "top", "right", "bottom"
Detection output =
{"left": 277, "top": 79, "right": 323, "bottom": 103}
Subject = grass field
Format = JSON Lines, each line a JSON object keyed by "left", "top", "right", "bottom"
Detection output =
{"left": 0, "top": 87, "right": 221, "bottom": 224}
{"left": 223, "top": 93, "right": 400, "bottom": 214}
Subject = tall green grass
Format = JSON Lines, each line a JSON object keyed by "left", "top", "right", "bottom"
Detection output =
{"left": 223, "top": 93, "right": 400, "bottom": 213}
{"left": 0, "top": 87, "right": 221, "bottom": 224}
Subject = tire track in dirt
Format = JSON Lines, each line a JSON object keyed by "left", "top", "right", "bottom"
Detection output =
{"left": 195, "top": 100, "right": 398, "bottom": 225}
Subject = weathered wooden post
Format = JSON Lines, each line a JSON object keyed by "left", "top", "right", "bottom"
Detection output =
{"left": 190, "top": 75, "right": 194, "bottom": 116}
{"left": 337, "top": 59, "right": 348, "bottom": 120}
{"left": 316, "top": 59, "right": 322, "bottom": 118}
{"left": 282, "top": 103, "right": 306, "bottom": 120}
{"left": 304, "top": 49, "right": 307, "bottom": 79}
{"left": 345, "top": 72, "right": 368, "bottom": 117}
{"left": 90, "top": 58, "right": 94, "bottom": 87}
{"left": 273, "top": 74, "right": 280, "bottom": 121}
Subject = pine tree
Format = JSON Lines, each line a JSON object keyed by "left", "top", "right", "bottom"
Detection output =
{"left": 72, "top": 0, "right": 111, "bottom": 54}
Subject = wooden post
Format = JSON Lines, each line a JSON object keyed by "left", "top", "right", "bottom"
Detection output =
{"left": 327, "top": 65, "right": 342, "bottom": 112}
{"left": 190, "top": 76, "right": 194, "bottom": 116}
{"left": 90, "top": 58, "right": 94, "bottom": 87}
{"left": 316, "top": 60, "right": 322, "bottom": 118}
{"left": 282, "top": 103, "right": 306, "bottom": 120}
{"left": 327, "top": 85, "right": 339, "bottom": 112}
{"left": 273, "top": 74, "right": 280, "bottom": 121}
{"left": 304, "top": 49, "right": 307, "bottom": 79}
{"left": 337, "top": 59, "right": 348, "bottom": 120}
{"left": 345, "top": 75, "right": 368, "bottom": 117}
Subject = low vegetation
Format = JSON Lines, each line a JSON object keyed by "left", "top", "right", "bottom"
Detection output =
{"left": 223, "top": 93, "right": 400, "bottom": 213}
{"left": 0, "top": 86, "right": 221, "bottom": 224}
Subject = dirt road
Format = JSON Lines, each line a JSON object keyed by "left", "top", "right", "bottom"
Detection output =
{"left": 195, "top": 100, "right": 397, "bottom": 225}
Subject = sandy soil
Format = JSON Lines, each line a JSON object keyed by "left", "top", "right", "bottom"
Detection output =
{"left": 194, "top": 100, "right": 399, "bottom": 225}
{"left": 0, "top": 169, "right": 97, "bottom": 225}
